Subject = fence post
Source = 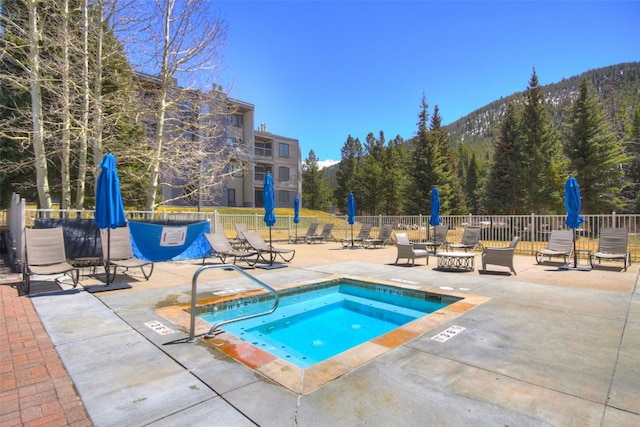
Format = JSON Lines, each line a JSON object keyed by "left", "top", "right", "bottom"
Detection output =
{"left": 530, "top": 212, "right": 536, "bottom": 254}
{"left": 419, "top": 214, "right": 423, "bottom": 242}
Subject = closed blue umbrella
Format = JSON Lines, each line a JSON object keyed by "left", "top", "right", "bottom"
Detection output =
{"left": 429, "top": 188, "right": 441, "bottom": 249}
{"left": 95, "top": 152, "right": 127, "bottom": 285}
{"left": 564, "top": 176, "right": 584, "bottom": 268}
{"left": 263, "top": 173, "right": 276, "bottom": 264}
{"left": 347, "top": 192, "right": 356, "bottom": 247}
{"left": 293, "top": 196, "right": 300, "bottom": 243}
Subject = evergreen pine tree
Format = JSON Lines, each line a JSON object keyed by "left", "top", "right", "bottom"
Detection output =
{"left": 520, "top": 69, "right": 566, "bottom": 213}
{"left": 301, "top": 150, "right": 330, "bottom": 211}
{"left": 334, "top": 135, "right": 364, "bottom": 211}
{"left": 360, "top": 131, "right": 385, "bottom": 215}
{"left": 406, "top": 94, "right": 442, "bottom": 214}
{"left": 564, "top": 78, "right": 629, "bottom": 213}
{"left": 484, "top": 100, "right": 522, "bottom": 214}
{"left": 382, "top": 135, "right": 407, "bottom": 214}
{"left": 429, "top": 105, "right": 466, "bottom": 214}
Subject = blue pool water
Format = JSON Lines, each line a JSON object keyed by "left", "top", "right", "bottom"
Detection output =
{"left": 198, "top": 279, "right": 458, "bottom": 368}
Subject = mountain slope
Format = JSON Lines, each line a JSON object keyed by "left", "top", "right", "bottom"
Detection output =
{"left": 445, "top": 62, "right": 640, "bottom": 149}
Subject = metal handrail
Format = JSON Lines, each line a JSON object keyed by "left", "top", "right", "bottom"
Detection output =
{"left": 188, "top": 264, "right": 279, "bottom": 342}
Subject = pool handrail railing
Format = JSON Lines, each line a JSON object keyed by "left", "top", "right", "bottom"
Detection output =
{"left": 188, "top": 264, "right": 280, "bottom": 342}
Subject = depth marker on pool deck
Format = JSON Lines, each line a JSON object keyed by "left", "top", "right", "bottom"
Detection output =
{"left": 431, "top": 325, "right": 465, "bottom": 342}
{"left": 145, "top": 321, "right": 175, "bottom": 336}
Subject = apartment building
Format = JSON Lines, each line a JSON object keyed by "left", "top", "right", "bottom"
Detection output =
{"left": 134, "top": 71, "right": 302, "bottom": 209}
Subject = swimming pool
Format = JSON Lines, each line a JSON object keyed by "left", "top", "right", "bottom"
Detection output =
{"left": 158, "top": 275, "right": 489, "bottom": 394}
{"left": 198, "top": 278, "right": 460, "bottom": 368}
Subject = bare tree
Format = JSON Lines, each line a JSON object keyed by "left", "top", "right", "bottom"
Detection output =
{"left": 125, "top": 0, "right": 239, "bottom": 210}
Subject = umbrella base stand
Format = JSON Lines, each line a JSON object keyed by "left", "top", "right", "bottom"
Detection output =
{"left": 558, "top": 265, "right": 591, "bottom": 272}
{"left": 84, "top": 282, "right": 132, "bottom": 293}
{"left": 257, "top": 263, "right": 287, "bottom": 270}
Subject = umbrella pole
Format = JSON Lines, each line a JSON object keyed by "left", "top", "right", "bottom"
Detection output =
{"left": 106, "top": 228, "right": 111, "bottom": 286}
{"left": 269, "top": 226, "right": 274, "bottom": 265}
{"left": 351, "top": 224, "right": 354, "bottom": 247}
{"left": 295, "top": 224, "right": 298, "bottom": 243}
{"left": 573, "top": 229, "right": 578, "bottom": 268}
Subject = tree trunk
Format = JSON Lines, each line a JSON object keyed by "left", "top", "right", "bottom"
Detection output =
{"left": 28, "top": 0, "right": 52, "bottom": 209}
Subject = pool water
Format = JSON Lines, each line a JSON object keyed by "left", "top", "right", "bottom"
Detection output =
{"left": 198, "top": 280, "right": 458, "bottom": 368}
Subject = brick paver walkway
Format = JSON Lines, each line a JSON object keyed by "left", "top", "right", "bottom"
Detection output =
{"left": 0, "top": 258, "right": 91, "bottom": 427}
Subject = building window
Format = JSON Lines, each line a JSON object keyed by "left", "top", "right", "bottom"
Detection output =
{"left": 226, "top": 114, "right": 243, "bottom": 127}
{"left": 227, "top": 162, "right": 243, "bottom": 178}
{"left": 279, "top": 190, "right": 290, "bottom": 204}
{"left": 228, "top": 189, "right": 236, "bottom": 206}
{"left": 278, "top": 166, "right": 289, "bottom": 181}
{"left": 255, "top": 165, "right": 270, "bottom": 182}
{"left": 254, "top": 141, "right": 272, "bottom": 157}
{"left": 279, "top": 143, "right": 289, "bottom": 157}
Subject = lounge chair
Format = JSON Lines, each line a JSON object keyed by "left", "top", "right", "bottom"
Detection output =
{"left": 290, "top": 222, "right": 319, "bottom": 243}
{"left": 424, "top": 225, "right": 450, "bottom": 253}
{"left": 23, "top": 227, "right": 79, "bottom": 294}
{"left": 535, "top": 229, "right": 574, "bottom": 264}
{"left": 341, "top": 223, "right": 372, "bottom": 247}
{"left": 306, "top": 223, "right": 335, "bottom": 244}
{"left": 362, "top": 224, "right": 393, "bottom": 248}
{"left": 101, "top": 226, "right": 154, "bottom": 281}
{"left": 589, "top": 227, "right": 631, "bottom": 271}
{"left": 448, "top": 226, "right": 483, "bottom": 252}
{"left": 202, "top": 232, "right": 258, "bottom": 266}
{"left": 481, "top": 236, "right": 520, "bottom": 275}
{"left": 229, "top": 223, "right": 249, "bottom": 249}
{"left": 394, "top": 233, "right": 429, "bottom": 266}
{"left": 242, "top": 231, "right": 296, "bottom": 263}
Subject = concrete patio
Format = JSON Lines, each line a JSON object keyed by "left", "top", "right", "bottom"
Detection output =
{"left": 2, "top": 241, "right": 639, "bottom": 426}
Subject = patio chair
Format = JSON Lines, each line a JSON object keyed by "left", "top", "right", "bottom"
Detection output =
{"left": 306, "top": 223, "right": 335, "bottom": 244}
{"left": 481, "top": 236, "right": 520, "bottom": 275}
{"left": 101, "top": 225, "right": 154, "bottom": 281}
{"left": 394, "top": 233, "right": 429, "bottom": 266}
{"left": 448, "top": 226, "right": 483, "bottom": 252}
{"left": 341, "top": 223, "right": 372, "bottom": 247}
{"left": 290, "top": 222, "right": 319, "bottom": 243}
{"left": 23, "top": 227, "right": 80, "bottom": 294}
{"left": 589, "top": 227, "right": 631, "bottom": 271}
{"left": 535, "top": 229, "right": 574, "bottom": 264}
{"left": 362, "top": 224, "right": 393, "bottom": 248}
{"left": 202, "top": 231, "right": 258, "bottom": 266}
{"left": 242, "top": 231, "right": 296, "bottom": 263}
{"left": 229, "top": 223, "right": 249, "bottom": 249}
{"left": 424, "top": 225, "right": 450, "bottom": 253}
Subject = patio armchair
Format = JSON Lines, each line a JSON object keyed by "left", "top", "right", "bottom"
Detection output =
{"left": 589, "top": 227, "right": 631, "bottom": 271}
{"left": 481, "top": 236, "right": 520, "bottom": 275}
{"left": 394, "top": 233, "right": 429, "bottom": 266}
{"left": 202, "top": 231, "right": 258, "bottom": 267}
{"left": 535, "top": 229, "right": 574, "bottom": 264}
{"left": 448, "top": 226, "right": 483, "bottom": 252}
{"left": 23, "top": 227, "right": 80, "bottom": 294}
{"left": 341, "top": 223, "right": 372, "bottom": 247}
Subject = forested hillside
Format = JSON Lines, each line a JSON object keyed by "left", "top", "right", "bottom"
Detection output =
{"left": 445, "top": 62, "right": 640, "bottom": 152}
{"left": 320, "top": 62, "right": 640, "bottom": 215}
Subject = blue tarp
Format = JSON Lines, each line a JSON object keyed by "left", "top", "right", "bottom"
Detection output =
{"left": 128, "top": 221, "right": 210, "bottom": 262}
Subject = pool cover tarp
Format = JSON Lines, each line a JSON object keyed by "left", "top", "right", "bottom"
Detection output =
{"left": 127, "top": 220, "right": 210, "bottom": 261}
{"left": 35, "top": 218, "right": 210, "bottom": 262}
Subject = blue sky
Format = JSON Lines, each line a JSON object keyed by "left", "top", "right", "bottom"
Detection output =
{"left": 213, "top": 1, "right": 639, "bottom": 168}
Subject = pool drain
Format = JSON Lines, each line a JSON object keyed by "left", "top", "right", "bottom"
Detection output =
{"left": 311, "top": 339, "right": 325, "bottom": 347}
